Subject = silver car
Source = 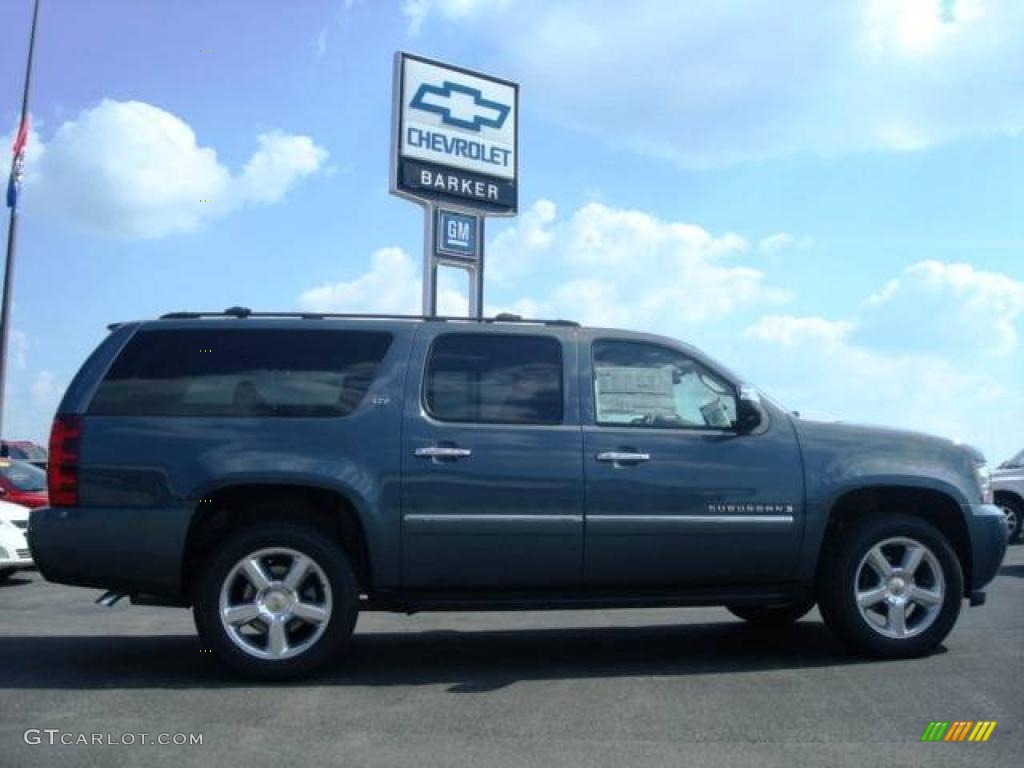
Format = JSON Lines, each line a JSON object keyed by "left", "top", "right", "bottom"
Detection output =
{"left": 993, "top": 449, "right": 1024, "bottom": 542}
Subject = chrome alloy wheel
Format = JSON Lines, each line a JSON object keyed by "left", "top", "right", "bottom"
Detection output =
{"left": 218, "top": 547, "right": 333, "bottom": 661}
{"left": 853, "top": 537, "right": 945, "bottom": 640}
{"left": 1001, "top": 505, "right": 1019, "bottom": 539}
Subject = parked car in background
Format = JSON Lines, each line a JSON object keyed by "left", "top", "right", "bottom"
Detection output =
{"left": 0, "top": 498, "right": 32, "bottom": 582}
{"left": 993, "top": 449, "right": 1024, "bottom": 542}
{"left": 28, "top": 310, "right": 1008, "bottom": 680}
{"left": 0, "top": 459, "right": 49, "bottom": 509}
{"left": 0, "top": 440, "right": 48, "bottom": 470}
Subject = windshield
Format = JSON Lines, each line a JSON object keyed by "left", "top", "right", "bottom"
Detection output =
{"left": 0, "top": 460, "right": 47, "bottom": 491}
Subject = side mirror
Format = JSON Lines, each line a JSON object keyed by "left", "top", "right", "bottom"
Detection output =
{"left": 735, "top": 386, "right": 764, "bottom": 434}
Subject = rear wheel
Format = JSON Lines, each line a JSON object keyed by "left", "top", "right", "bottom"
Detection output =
{"left": 727, "top": 599, "right": 815, "bottom": 626}
{"left": 818, "top": 514, "right": 962, "bottom": 658}
{"left": 193, "top": 523, "right": 358, "bottom": 680}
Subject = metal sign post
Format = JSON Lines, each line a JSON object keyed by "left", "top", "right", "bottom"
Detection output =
{"left": 390, "top": 53, "right": 518, "bottom": 317}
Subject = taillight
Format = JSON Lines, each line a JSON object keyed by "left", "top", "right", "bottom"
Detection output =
{"left": 48, "top": 414, "right": 81, "bottom": 507}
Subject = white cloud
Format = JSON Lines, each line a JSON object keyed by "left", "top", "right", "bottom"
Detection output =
{"left": 403, "top": 0, "right": 510, "bottom": 34}
{"left": 312, "top": 28, "right": 328, "bottom": 58}
{"left": 409, "top": 0, "right": 1024, "bottom": 166}
{"left": 739, "top": 260, "right": 1024, "bottom": 462}
{"left": 301, "top": 199, "right": 786, "bottom": 330}
{"left": 758, "top": 233, "right": 796, "bottom": 257}
{"left": 29, "top": 370, "right": 61, "bottom": 411}
{"left": 859, "top": 260, "right": 1024, "bottom": 356}
{"left": 11, "top": 330, "right": 28, "bottom": 369}
{"left": 547, "top": 202, "right": 787, "bottom": 326}
{"left": 745, "top": 315, "right": 853, "bottom": 348}
{"left": 298, "top": 247, "right": 468, "bottom": 316}
{"left": 19, "top": 100, "right": 327, "bottom": 238}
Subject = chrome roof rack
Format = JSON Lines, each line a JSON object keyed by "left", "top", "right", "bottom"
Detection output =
{"left": 155, "top": 307, "right": 579, "bottom": 327}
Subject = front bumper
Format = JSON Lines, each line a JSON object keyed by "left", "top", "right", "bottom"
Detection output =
{"left": 965, "top": 503, "right": 1008, "bottom": 591}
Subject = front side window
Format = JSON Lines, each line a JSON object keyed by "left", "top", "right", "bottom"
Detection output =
{"left": 425, "top": 333, "right": 563, "bottom": 424}
{"left": 89, "top": 328, "right": 392, "bottom": 418}
{"left": 593, "top": 340, "right": 737, "bottom": 429}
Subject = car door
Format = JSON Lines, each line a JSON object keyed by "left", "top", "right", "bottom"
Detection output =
{"left": 581, "top": 333, "right": 805, "bottom": 586}
{"left": 402, "top": 324, "right": 583, "bottom": 588}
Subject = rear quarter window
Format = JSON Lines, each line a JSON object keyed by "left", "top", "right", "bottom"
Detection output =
{"left": 88, "top": 328, "right": 392, "bottom": 418}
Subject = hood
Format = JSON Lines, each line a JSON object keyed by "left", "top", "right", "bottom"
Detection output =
{"left": 0, "top": 499, "right": 30, "bottom": 524}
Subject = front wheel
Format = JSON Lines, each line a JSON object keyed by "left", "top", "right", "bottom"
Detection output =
{"left": 193, "top": 523, "right": 358, "bottom": 680}
{"left": 998, "top": 497, "right": 1022, "bottom": 543}
{"left": 817, "top": 514, "right": 963, "bottom": 658}
{"left": 727, "top": 599, "right": 815, "bottom": 626}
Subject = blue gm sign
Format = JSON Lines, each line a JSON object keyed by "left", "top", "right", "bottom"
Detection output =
{"left": 437, "top": 209, "right": 478, "bottom": 261}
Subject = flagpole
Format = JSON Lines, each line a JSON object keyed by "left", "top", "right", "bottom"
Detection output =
{"left": 0, "top": 0, "right": 41, "bottom": 442}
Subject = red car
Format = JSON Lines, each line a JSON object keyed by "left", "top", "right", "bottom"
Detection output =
{"left": 0, "top": 459, "right": 48, "bottom": 508}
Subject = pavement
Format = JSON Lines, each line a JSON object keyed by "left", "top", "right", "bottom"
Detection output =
{"left": 1, "top": 545, "right": 1021, "bottom": 768}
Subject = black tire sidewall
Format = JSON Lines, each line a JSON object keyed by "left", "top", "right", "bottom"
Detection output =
{"left": 193, "top": 523, "right": 358, "bottom": 681}
{"left": 818, "top": 515, "right": 963, "bottom": 658}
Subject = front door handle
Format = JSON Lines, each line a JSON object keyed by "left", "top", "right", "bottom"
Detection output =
{"left": 596, "top": 451, "right": 650, "bottom": 464}
{"left": 415, "top": 446, "right": 472, "bottom": 460}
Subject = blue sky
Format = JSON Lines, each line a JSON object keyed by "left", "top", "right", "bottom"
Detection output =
{"left": 0, "top": 0, "right": 1021, "bottom": 461}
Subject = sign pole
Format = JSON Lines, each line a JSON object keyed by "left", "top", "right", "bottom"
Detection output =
{"left": 0, "top": 0, "right": 42, "bottom": 441}
{"left": 421, "top": 203, "right": 438, "bottom": 316}
{"left": 390, "top": 52, "right": 518, "bottom": 320}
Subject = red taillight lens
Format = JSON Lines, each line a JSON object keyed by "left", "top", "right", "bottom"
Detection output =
{"left": 47, "top": 414, "right": 81, "bottom": 507}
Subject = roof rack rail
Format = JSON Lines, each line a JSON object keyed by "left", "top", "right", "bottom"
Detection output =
{"left": 157, "top": 308, "right": 579, "bottom": 327}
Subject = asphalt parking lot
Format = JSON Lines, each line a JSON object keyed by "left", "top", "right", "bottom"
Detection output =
{"left": 1, "top": 546, "right": 1020, "bottom": 768}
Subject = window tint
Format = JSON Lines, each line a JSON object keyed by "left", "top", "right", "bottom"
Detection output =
{"left": 425, "top": 333, "right": 563, "bottom": 424}
{"left": 593, "top": 340, "right": 737, "bottom": 429}
{"left": 0, "top": 460, "right": 46, "bottom": 491}
{"left": 89, "top": 329, "right": 392, "bottom": 418}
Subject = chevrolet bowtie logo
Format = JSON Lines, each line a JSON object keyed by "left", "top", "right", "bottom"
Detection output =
{"left": 410, "top": 80, "right": 510, "bottom": 132}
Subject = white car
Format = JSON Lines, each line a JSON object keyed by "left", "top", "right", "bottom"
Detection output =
{"left": 993, "top": 448, "right": 1024, "bottom": 543}
{"left": 0, "top": 498, "right": 32, "bottom": 581}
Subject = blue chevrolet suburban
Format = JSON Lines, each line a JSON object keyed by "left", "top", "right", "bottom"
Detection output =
{"left": 29, "top": 309, "right": 1008, "bottom": 679}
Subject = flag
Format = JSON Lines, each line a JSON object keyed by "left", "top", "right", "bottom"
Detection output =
{"left": 6, "top": 115, "right": 29, "bottom": 209}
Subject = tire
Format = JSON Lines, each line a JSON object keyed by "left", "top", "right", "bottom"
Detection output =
{"left": 817, "top": 514, "right": 963, "bottom": 658}
{"left": 997, "top": 496, "right": 1023, "bottom": 543}
{"left": 193, "top": 522, "right": 358, "bottom": 681}
{"left": 0, "top": 569, "right": 13, "bottom": 583}
{"left": 727, "top": 598, "right": 815, "bottom": 626}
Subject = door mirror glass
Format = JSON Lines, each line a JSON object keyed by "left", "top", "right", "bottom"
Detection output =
{"left": 736, "top": 386, "right": 764, "bottom": 434}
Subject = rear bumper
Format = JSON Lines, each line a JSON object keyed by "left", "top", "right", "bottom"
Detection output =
{"left": 964, "top": 503, "right": 1008, "bottom": 592}
{"left": 28, "top": 505, "right": 193, "bottom": 598}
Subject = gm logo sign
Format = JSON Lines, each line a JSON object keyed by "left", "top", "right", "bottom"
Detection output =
{"left": 410, "top": 81, "right": 510, "bottom": 132}
{"left": 436, "top": 209, "right": 478, "bottom": 261}
{"left": 395, "top": 52, "right": 518, "bottom": 210}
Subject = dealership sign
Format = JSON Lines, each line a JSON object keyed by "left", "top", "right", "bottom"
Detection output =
{"left": 392, "top": 53, "right": 518, "bottom": 214}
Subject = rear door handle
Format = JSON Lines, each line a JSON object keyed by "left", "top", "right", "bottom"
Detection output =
{"left": 596, "top": 451, "right": 650, "bottom": 464}
{"left": 415, "top": 446, "right": 472, "bottom": 460}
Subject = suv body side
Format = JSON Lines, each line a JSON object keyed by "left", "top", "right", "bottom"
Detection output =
{"left": 33, "top": 319, "right": 416, "bottom": 597}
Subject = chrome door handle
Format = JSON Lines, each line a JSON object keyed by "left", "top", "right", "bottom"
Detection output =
{"left": 596, "top": 451, "right": 650, "bottom": 463}
{"left": 415, "top": 446, "right": 472, "bottom": 459}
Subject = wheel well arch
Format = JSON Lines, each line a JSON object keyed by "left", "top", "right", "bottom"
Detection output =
{"left": 818, "top": 485, "right": 972, "bottom": 594}
{"left": 181, "top": 483, "right": 372, "bottom": 600}
{"left": 994, "top": 488, "right": 1023, "bottom": 509}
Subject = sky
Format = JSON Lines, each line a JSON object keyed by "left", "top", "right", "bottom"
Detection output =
{"left": 0, "top": 0, "right": 1021, "bottom": 462}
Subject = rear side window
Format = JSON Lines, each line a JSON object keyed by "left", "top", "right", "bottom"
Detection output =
{"left": 424, "top": 333, "right": 563, "bottom": 424}
{"left": 89, "top": 328, "right": 392, "bottom": 418}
